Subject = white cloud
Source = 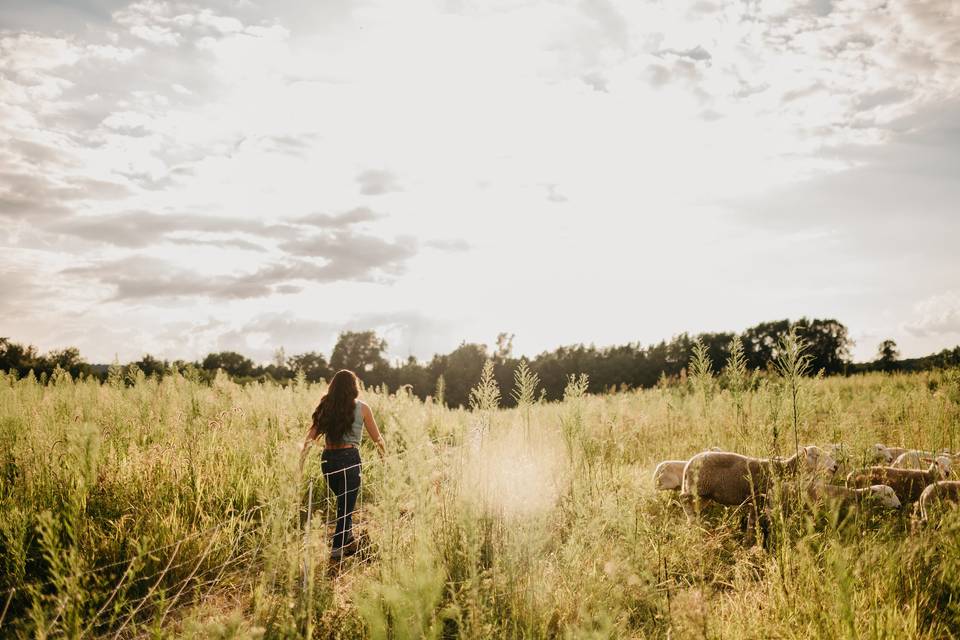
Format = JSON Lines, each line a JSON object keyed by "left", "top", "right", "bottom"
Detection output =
{"left": 905, "top": 292, "right": 960, "bottom": 338}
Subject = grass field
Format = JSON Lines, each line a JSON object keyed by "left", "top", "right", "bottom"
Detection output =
{"left": 2, "top": 364, "right": 960, "bottom": 638}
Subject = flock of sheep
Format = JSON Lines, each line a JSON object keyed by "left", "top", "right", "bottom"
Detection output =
{"left": 653, "top": 444, "right": 960, "bottom": 535}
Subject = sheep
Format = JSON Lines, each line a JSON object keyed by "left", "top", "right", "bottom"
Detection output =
{"left": 883, "top": 446, "right": 910, "bottom": 460}
{"left": 826, "top": 443, "right": 894, "bottom": 477}
{"left": 652, "top": 447, "right": 724, "bottom": 491}
{"left": 653, "top": 460, "right": 687, "bottom": 491}
{"left": 774, "top": 480, "right": 901, "bottom": 517}
{"left": 680, "top": 446, "right": 837, "bottom": 519}
{"left": 846, "top": 463, "right": 948, "bottom": 503}
{"left": 892, "top": 451, "right": 953, "bottom": 473}
{"left": 871, "top": 443, "right": 895, "bottom": 464}
{"left": 918, "top": 481, "right": 960, "bottom": 523}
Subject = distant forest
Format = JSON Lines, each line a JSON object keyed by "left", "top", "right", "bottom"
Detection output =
{"left": 2, "top": 318, "right": 959, "bottom": 408}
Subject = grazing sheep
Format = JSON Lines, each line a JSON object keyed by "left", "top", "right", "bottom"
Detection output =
{"left": 883, "top": 446, "right": 910, "bottom": 460}
{"left": 827, "top": 444, "right": 893, "bottom": 476}
{"left": 653, "top": 460, "right": 687, "bottom": 491}
{"left": 653, "top": 448, "right": 724, "bottom": 491}
{"left": 826, "top": 444, "right": 855, "bottom": 477}
{"left": 788, "top": 482, "right": 900, "bottom": 509}
{"left": 892, "top": 451, "right": 953, "bottom": 473}
{"left": 919, "top": 481, "right": 960, "bottom": 523}
{"left": 846, "top": 463, "right": 948, "bottom": 503}
{"left": 871, "top": 444, "right": 895, "bottom": 464}
{"left": 770, "top": 481, "right": 900, "bottom": 523}
{"left": 680, "top": 446, "right": 838, "bottom": 519}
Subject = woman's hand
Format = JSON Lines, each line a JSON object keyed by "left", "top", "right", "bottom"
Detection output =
{"left": 298, "top": 439, "right": 312, "bottom": 473}
{"left": 361, "top": 402, "right": 386, "bottom": 460}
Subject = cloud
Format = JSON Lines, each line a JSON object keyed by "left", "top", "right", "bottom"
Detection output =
{"left": 580, "top": 71, "right": 609, "bottom": 92}
{"left": 297, "top": 207, "right": 382, "bottom": 228}
{"left": 0, "top": 265, "right": 51, "bottom": 318}
{"left": 728, "top": 99, "right": 960, "bottom": 252}
{"left": 45, "top": 211, "right": 296, "bottom": 248}
{"left": 279, "top": 231, "right": 418, "bottom": 278}
{"left": 61, "top": 228, "right": 420, "bottom": 301}
{"left": 356, "top": 169, "right": 403, "bottom": 195}
{"left": 63, "top": 256, "right": 280, "bottom": 301}
{"left": 0, "top": 171, "right": 86, "bottom": 220}
{"left": 579, "top": 0, "right": 629, "bottom": 52}
{"left": 543, "top": 183, "right": 567, "bottom": 203}
{"left": 425, "top": 238, "right": 472, "bottom": 251}
{"left": 213, "top": 312, "right": 341, "bottom": 360}
{"left": 904, "top": 291, "right": 960, "bottom": 337}
{"left": 168, "top": 237, "right": 267, "bottom": 252}
{"left": 657, "top": 45, "right": 711, "bottom": 62}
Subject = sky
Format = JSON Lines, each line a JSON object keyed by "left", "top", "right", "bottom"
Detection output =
{"left": 1, "top": 0, "right": 958, "bottom": 365}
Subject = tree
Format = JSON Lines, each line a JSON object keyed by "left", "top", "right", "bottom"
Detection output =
{"left": 741, "top": 318, "right": 852, "bottom": 375}
{"left": 132, "top": 354, "right": 167, "bottom": 378}
{"left": 201, "top": 351, "right": 255, "bottom": 378}
{"left": 0, "top": 338, "right": 40, "bottom": 375}
{"left": 47, "top": 347, "right": 90, "bottom": 378}
{"left": 494, "top": 332, "right": 514, "bottom": 361}
{"left": 741, "top": 320, "right": 791, "bottom": 371}
{"left": 330, "top": 331, "right": 387, "bottom": 374}
{"left": 876, "top": 339, "right": 900, "bottom": 372}
{"left": 793, "top": 318, "right": 852, "bottom": 375}
{"left": 433, "top": 342, "right": 488, "bottom": 408}
{"left": 288, "top": 351, "right": 332, "bottom": 383}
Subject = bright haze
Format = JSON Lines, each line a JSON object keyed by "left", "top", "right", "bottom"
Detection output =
{"left": 1, "top": 0, "right": 958, "bottom": 364}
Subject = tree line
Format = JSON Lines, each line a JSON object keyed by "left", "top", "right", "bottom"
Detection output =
{"left": 2, "top": 319, "right": 959, "bottom": 408}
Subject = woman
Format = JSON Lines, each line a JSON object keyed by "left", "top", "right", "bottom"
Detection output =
{"left": 301, "top": 369, "right": 385, "bottom": 560}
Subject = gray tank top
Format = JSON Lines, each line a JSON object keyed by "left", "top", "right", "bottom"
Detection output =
{"left": 339, "top": 400, "right": 365, "bottom": 446}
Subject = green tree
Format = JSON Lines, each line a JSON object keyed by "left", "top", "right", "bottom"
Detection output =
{"left": 330, "top": 331, "right": 387, "bottom": 374}
{"left": 494, "top": 332, "right": 514, "bottom": 361}
{"left": 132, "top": 354, "right": 167, "bottom": 378}
{"left": 793, "top": 317, "right": 852, "bottom": 375}
{"left": 287, "top": 351, "right": 332, "bottom": 383}
{"left": 433, "top": 342, "right": 488, "bottom": 408}
{"left": 201, "top": 351, "right": 255, "bottom": 378}
{"left": 876, "top": 339, "right": 900, "bottom": 372}
{"left": 46, "top": 347, "right": 90, "bottom": 379}
{"left": 741, "top": 319, "right": 791, "bottom": 371}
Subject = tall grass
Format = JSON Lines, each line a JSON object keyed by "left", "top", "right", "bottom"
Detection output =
{"left": 1, "top": 366, "right": 960, "bottom": 637}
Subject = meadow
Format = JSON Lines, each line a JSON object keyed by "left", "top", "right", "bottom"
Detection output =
{"left": 2, "top": 360, "right": 960, "bottom": 639}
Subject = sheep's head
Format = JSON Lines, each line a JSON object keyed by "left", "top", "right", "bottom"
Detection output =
{"left": 935, "top": 456, "right": 952, "bottom": 477}
{"left": 868, "top": 484, "right": 901, "bottom": 509}
{"left": 802, "top": 446, "right": 838, "bottom": 474}
{"left": 872, "top": 444, "right": 894, "bottom": 463}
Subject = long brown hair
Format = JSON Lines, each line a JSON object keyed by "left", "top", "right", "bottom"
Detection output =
{"left": 306, "top": 370, "right": 359, "bottom": 444}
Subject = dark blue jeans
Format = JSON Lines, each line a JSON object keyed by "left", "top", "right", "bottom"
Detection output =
{"left": 321, "top": 447, "right": 361, "bottom": 550}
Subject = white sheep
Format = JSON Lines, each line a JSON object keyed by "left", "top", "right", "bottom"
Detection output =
{"left": 680, "top": 446, "right": 838, "bottom": 520}
{"left": 847, "top": 463, "right": 949, "bottom": 503}
{"left": 882, "top": 446, "right": 910, "bottom": 461}
{"left": 782, "top": 480, "right": 901, "bottom": 513}
{"left": 652, "top": 447, "right": 723, "bottom": 491}
{"left": 918, "top": 481, "right": 960, "bottom": 523}
{"left": 871, "top": 443, "right": 895, "bottom": 464}
{"left": 892, "top": 451, "right": 953, "bottom": 474}
{"left": 653, "top": 460, "right": 687, "bottom": 491}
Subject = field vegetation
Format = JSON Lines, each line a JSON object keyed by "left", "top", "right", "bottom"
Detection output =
{"left": 2, "top": 350, "right": 960, "bottom": 638}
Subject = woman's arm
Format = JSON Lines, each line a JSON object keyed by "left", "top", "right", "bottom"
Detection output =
{"left": 361, "top": 403, "right": 386, "bottom": 459}
{"left": 299, "top": 423, "right": 319, "bottom": 472}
